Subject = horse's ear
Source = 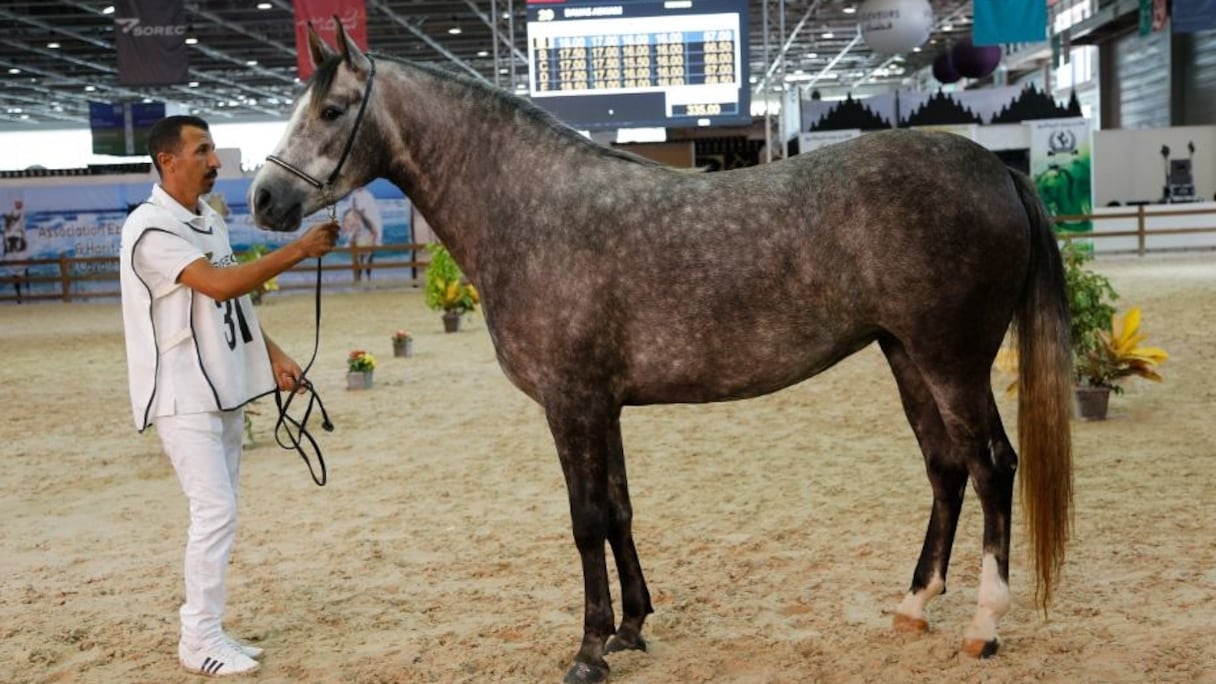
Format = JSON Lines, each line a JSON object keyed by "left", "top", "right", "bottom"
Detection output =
{"left": 307, "top": 21, "right": 335, "bottom": 68}
{"left": 332, "top": 14, "right": 372, "bottom": 73}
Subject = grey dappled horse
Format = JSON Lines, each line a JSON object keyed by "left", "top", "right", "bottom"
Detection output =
{"left": 250, "top": 24, "right": 1074, "bottom": 684}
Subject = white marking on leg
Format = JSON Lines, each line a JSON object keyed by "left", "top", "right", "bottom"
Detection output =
{"left": 896, "top": 571, "right": 946, "bottom": 623}
{"left": 965, "top": 553, "right": 1010, "bottom": 644}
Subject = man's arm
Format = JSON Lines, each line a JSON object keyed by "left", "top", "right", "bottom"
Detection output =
{"left": 178, "top": 221, "right": 339, "bottom": 302}
{"left": 263, "top": 332, "right": 303, "bottom": 391}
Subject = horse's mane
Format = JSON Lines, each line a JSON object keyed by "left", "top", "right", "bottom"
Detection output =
{"left": 309, "top": 54, "right": 661, "bottom": 168}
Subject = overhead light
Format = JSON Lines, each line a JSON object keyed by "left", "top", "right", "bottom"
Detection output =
{"left": 185, "top": 37, "right": 198, "bottom": 45}
{"left": 47, "top": 42, "right": 61, "bottom": 49}
{"left": 448, "top": 27, "right": 462, "bottom": 35}
{"left": 515, "top": 84, "right": 526, "bottom": 91}
{"left": 141, "top": 98, "right": 152, "bottom": 103}
{"left": 228, "top": 100, "right": 239, "bottom": 107}
{"left": 805, "top": 52, "right": 818, "bottom": 59}
{"left": 842, "top": 5, "right": 856, "bottom": 13}
{"left": 498, "top": 67, "right": 508, "bottom": 74}
{"left": 7, "top": 68, "right": 18, "bottom": 74}
{"left": 822, "top": 31, "right": 834, "bottom": 39}
{"left": 477, "top": 50, "right": 488, "bottom": 57}
{"left": 19, "top": 114, "right": 28, "bottom": 119}
{"left": 84, "top": 85, "right": 96, "bottom": 91}
{"left": 188, "top": 81, "right": 199, "bottom": 87}
{"left": 102, "top": 5, "right": 115, "bottom": 14}
{"left": 942, "top": 23, "right": 953, "bottom": 31}
{"left": 912, "top": 46, "right": 922, "bottom": 52}
{"left": 245, "top": 59, "right": 258, "bottom": 66}
{"left": 256, "top": 2, "right": 272, "bottom": 8}
{"left": 8, "top": 107, "right": 21, "bottom": 113}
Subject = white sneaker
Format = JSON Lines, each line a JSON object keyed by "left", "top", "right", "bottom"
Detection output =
{"left": 222, "top": 632, "right": 264, "bottom": 660}
{"left": 179, "top": 640, "right": 260, "bottom": 677}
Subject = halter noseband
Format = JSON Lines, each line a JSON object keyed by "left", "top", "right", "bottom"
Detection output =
{"left": 266, "top": 55, "right": 377, "bottom": 209}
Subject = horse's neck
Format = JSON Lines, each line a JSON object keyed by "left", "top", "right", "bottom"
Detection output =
{"left": 377, "top": 64, "right": 608, "bottom": 272}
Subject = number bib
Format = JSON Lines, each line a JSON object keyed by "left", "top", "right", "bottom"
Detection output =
{"left": 120, "top": 194, "right": 275, "bottom": 431}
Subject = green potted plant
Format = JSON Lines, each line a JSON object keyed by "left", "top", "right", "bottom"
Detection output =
{"left": 1061, "top": 242, "right": 1168, "bottom": 419}
{"left": 346, "top": 349, "right": 377, "bottom": 390}
{"left": 424, "top": 243, "right": 479, "bottom": 333}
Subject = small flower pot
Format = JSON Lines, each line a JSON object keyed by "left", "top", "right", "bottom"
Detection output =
{"left": 1073, "top": 385, "right": 1110, "bottom": 420}
{"left": 392, "top": 338, "right": 413, "bottom": 357}
{"left": 442, "top": 310, "right": 461, "bottom": 333}
{"left": 346, "top": 370, "right": 374, "bottom": 390}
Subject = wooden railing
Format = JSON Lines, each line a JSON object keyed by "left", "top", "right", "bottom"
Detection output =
{"left": 3, "top": 204, "right": 1216, "bottom": 304}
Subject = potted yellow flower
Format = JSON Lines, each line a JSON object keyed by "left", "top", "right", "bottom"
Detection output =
{"left": 424, "top": 243, "right": 479, "bottom": 332}
{"left": 391, "top": 329, "right": 413, "bottom": 357}
{"left": 1073, "top": 306, "right": 1169, "bottom": 419}
{"left": 346, "top": 349, "right": 376, "bottom": 390}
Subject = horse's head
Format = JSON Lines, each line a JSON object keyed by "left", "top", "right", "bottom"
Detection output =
{"left": 250, "top": 20, "right": 379, "bottom": 232}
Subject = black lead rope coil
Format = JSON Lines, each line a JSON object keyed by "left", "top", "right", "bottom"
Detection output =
{"left": 272, "top": 257, "right": 333, "bottom": 486}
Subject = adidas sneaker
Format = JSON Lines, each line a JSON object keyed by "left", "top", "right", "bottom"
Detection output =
{"left": 178, "top": 640, "right": 260, "bottom": 677}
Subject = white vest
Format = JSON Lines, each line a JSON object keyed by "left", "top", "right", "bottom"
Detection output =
{"left": 120, "top": 188, "right": 275, "bottom": 431}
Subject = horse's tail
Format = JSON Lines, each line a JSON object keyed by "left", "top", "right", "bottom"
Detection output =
{"left": 1009, "top": 168, "right": 1074, "bottom": 612}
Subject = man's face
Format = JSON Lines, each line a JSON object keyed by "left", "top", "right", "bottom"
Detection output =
{"left": 162, "top": 125, "right": 221, "bottom": 196}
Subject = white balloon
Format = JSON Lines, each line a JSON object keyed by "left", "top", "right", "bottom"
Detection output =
{"left": 858, "top": 0, "right": 935, "bottom": 54}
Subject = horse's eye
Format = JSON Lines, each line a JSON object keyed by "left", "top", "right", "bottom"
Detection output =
{"left": 321, "top": 106, "right": 343, "bottom": 122}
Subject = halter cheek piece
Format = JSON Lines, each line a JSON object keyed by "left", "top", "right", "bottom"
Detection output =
{"left": 263, "top": 56, "right": 376, "bottom": 486}
{"left": 266, "top": 55, "right": 377, "bottom": 212}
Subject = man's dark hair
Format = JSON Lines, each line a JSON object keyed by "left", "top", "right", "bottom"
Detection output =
{"left": 147, "top": 115, "right": 210, "bottom": 175}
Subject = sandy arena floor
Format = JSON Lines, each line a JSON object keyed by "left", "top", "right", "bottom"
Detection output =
{"left": 2, "top": 254, "right": 1214, "bottom": 683}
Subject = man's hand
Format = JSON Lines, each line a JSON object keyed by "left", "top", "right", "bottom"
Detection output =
{"left": 265, "top": 333, "right": 306, "bottom": 393}
{"left": 296, "top": 221, "right": 340, "bottom": 258}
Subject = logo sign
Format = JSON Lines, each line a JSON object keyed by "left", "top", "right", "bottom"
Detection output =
{"left": 115, "top": 17, "right": 188, "bottom": 36}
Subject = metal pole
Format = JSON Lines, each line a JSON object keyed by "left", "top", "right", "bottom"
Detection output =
{"left": 762, "top": 0, "right": 771, "bottom": 163}
{"left": 507, "top": 0, "right": 517, "bottom": 91}
{"left": 491, "top": 0, "right": 501, "bottom": 88}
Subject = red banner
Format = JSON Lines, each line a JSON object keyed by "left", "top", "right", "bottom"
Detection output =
{"left": 292, "top": 0, "right": 368, "bottom": 80}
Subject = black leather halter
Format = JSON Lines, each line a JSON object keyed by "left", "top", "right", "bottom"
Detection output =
{"left": 263, "top": 56, "right": 376, "bottom": 486}
{"left": 265, "top": 55, "right": 376, "bottom": 206}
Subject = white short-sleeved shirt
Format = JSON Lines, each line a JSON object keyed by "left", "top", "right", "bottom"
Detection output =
{"left": 119, "top": 184, "right": 275, "bottom": 431}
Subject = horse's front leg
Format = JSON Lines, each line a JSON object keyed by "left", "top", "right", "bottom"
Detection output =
{"left": 546, "top": 398, "right": 618, "bottom": 684}
{"left": 603, "top": 413, "right": 653, "bottom": 654}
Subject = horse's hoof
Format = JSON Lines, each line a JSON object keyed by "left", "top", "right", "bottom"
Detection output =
{"left": 961, "top": 637, "right": 1000, "bottom": 658}
{"left": 605, "top": 632, "right": 647, "bottom": 653}
{"left": 892, "top": 613, "right": 929, "bottom": 633}
{"left": 563, "top": 661, "right": 609, "bottom": 684}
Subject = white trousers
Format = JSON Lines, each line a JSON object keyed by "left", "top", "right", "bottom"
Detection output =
{"left": 156, "top": 409, "right": 244, "bottom": 648}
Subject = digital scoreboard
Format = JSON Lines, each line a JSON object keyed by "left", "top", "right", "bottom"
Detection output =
{"left": 526, "top": 0, "right": 751, "bottom": 130}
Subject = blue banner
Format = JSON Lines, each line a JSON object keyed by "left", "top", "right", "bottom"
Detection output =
{"left": 1173, "top": 0, "right": 1216, "bottom": 33}
{"left": 973, "top": 0, "right": 1048, "bottom": 46}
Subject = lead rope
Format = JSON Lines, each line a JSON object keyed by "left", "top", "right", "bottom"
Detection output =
{"left": 272, "top": 203, "right": 337, "bottom": 486}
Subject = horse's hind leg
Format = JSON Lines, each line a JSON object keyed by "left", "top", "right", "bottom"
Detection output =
{"left": 883, "top": 337, "right": 1017, "bottom": 656}
{"left": 880, "top": 337, "right": 966, "bottom": 634}
{"left": 601, "top": 413, "right": 654, "bottom": 654}
{"left": 960, "top": 391, "right": 1017, "bottom": 658}
{"left": 545, "top": 395, "right": 626, "bottom": 684}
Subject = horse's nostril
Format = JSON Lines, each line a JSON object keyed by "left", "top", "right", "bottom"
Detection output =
{"left": 255, "top": 188, "right": 271, "bottom": 213}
